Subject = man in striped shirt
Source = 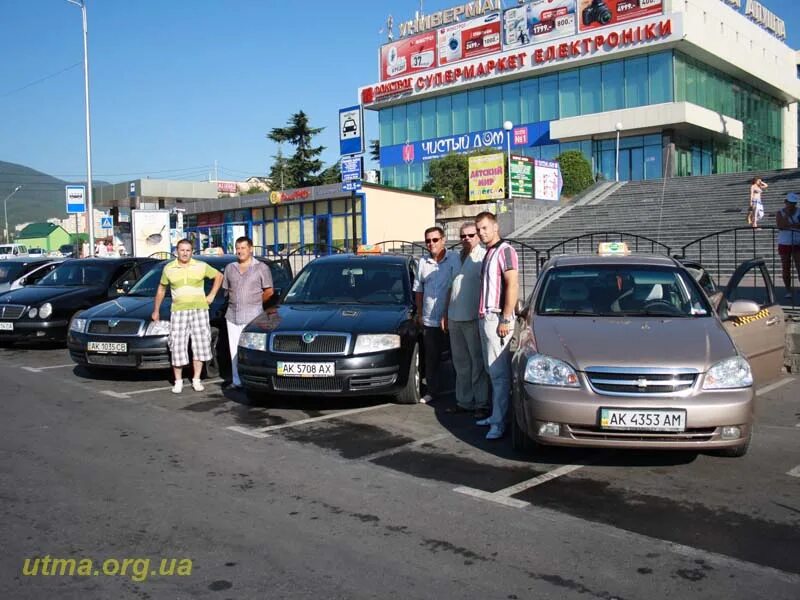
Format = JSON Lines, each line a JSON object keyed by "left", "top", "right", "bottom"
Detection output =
{"left": 475, "top": 211, "right": 519, "bottom": 440}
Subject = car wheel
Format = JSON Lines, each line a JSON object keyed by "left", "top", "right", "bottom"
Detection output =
{"left": 395, "top": 343, "right": 421, "bottom": 404}
{"left": 713, "top": 430, "right": 751, "bottom": 458}
{"left": 510, "top": 392, "right": 536, "bottom": 454}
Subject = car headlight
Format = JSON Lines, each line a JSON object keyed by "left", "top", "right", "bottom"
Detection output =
{"left": 38, "top": 303, "right": 53, "bottom": 319}
{"left": 145, "top": 320, "right": 171, "bottom": 336}
{"left": 28, "top": 307, "right": 38, "bottom": 318}
{"left": 239, "top": 332, "right": 267, "bottom": 351}
{"left": 524, "top": 353, "right": 580, "bottom": 387}
{"left": 703, "top": 356, "right": 752, "bottom": 389}
{"left": 353, "top": 334, "right": 401, "bottom": 355}
{"left": 69, "top": 317, "right": 87, "bottom": 333}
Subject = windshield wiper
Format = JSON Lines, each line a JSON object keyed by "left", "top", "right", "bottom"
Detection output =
{"left": 542, "top": 310, "right": 596, "bottom": 316}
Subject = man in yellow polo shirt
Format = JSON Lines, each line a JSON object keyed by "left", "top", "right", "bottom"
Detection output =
{"left": 152, "top": 239, "right": 224, "bottom": 393}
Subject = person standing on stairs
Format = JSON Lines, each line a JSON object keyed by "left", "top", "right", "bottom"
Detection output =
{"left": 749, "top": 176, "right": 768, "bottom": 228}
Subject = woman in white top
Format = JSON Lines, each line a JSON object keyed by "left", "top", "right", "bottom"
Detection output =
{"left": 749, "top": 176, "right": 768, "bottom": 228}
{"left": 776, "top": 192, "right": 800, "bottom": 299}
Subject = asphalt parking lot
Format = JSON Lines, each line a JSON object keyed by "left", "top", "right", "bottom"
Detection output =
{"left": 2, "top": 343, "right": 799, "bottom": 598}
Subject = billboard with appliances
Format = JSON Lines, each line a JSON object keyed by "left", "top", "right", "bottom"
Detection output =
{"left": 503, "top": 0, "right": 577, "bottom": 49}
{"left": 577, "top": 0, "right": 663, "bottom": 32}
{"left": 380, "top": 31, "right": 437, "bottom": 81}
{"left": 437, "top": 12, "right": 502, "bottom": 67}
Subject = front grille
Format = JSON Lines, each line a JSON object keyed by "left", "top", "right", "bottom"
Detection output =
{"left": 88, "top": 319, "right": 143, "bottom": 336}
{"left": 349, "top": 374, "right": 397, "bottom": 390}
{"left": 586, "top": 368, "right": 697, "bottom": 396}
{"left": 0, "top": 304, "right": 26, "bottom": 320}
{"left": 568, "top": 424, "right": 716, "bottom": 443}
{"left": 272, "top": 375, "right": 345, "bottom": 393}
{"left": 86, "top": 354, "right": 138, "bottom": 367}
{"left": 271, "top": 333, "right": 349, "bottom": 355}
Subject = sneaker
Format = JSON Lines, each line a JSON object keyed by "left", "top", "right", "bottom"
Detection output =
{"left": 486, "top": 424, "right": 505, "bottom": 440}
{"left": 171, "top": 380, "right": 183, "bottom": 394}
{"left": 476, "top": 417, "right": 492, "bottom": 427}
{"left": 191, "top": 378, "right": 205, "bottom": 392}
{"left": 420, "top": 394, "right": 434, "bottom": 404}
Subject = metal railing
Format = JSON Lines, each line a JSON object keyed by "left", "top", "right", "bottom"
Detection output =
{"left": 544, "top": 231, "right": 673, "bottom": 260}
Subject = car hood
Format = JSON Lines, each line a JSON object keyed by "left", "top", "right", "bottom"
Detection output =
{"left": 0, "top": 285, "right": 105, "bottom": 306}
{"left": 247, "top": 303, "right": 411, "bottom": 335}
{"left": 531, "top": 316, "right": 736, "bottom": 372}
{"left": 78, "top": 295, "right": 160, "bottom": 320}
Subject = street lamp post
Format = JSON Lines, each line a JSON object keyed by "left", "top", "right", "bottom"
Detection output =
{"left": 67, "top": 0, "right": 95, "bottom": 254}
{"left": 3, "top": 185, "right": 23, "bottom": 243}
{"left": 614, "top": 122, "right": 623, "bottom": 182}
{"left": 503, "top": 120, "right": 513, "bottom": 200}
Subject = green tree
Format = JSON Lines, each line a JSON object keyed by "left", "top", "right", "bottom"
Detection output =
{"left": 267, "top": 111, "right": 325, "bottom": 187}
{"left": 421, "top": 148, "right": 500, "bottom": 208}
{"left": 267, "top": 145, "right": 293, "bottom": 190}
{"left": 369, "top": 139, "right": 380, "bottom": 163}
{"left": 316, "top": 160, "right": 342, "bottom": 185}
{"left": 556, "top": 150, "right": 594, "bottom": 197}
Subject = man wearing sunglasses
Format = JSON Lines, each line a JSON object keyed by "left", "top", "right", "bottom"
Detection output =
{"left": 446, "top": 222, "right": 490, "bottom": 418}
{"left": 413, "top": 226, "right": 460, "bottom": 404}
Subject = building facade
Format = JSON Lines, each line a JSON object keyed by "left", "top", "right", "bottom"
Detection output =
{"left": 362, "top": 0, "right": 800, "bottom": 187}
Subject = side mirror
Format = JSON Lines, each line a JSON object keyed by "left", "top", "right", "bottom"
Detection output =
{"left": 515, "top": 298, "right": 529, "bottom": 320}
{"left": 727, "top": 299, "right": 760, "bottom": 318}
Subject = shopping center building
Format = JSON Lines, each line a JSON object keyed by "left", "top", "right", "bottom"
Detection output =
{"left": 362, "top": 0, "right": 800, "bottom": 186}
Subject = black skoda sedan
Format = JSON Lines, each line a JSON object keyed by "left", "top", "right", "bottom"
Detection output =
{"left": 0, "top": 258, "right": 157, "bottom": 344}
{"left": 237, "top": 254, "right": 424, "bottom": 403}
{"left": 67, "top": 255, "right": 292, "bottom": 375}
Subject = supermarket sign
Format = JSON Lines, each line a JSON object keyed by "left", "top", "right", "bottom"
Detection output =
{"left": 361, "top": 14, "right": 680, "bottom": 106}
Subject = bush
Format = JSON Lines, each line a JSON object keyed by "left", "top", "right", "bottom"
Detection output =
{"left": 556, "top": 150, "right": 594, "bottom": 197}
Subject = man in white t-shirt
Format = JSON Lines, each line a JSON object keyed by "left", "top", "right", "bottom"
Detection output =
{"left": 413, "top": 226, "right": 460, "bottom": 404}
{"left": 447, "top": 222, "right": 489, "bottom": 418}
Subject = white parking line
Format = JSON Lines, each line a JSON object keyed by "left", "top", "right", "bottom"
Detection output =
{"left": 226, "top": 403, "right": 394, "bottom": 437}
{"left": 755, "top": 377, "right": 794, "bottom": 396}
{"left": 453, "top": 486, "right": 530, "bottom": 508}
{"left": 21, "top": 364, "right": 75, "bottom": 373}
{"left": 99, "top": 378, "right": 223, "bottom": 399}
{"left": 787, "top": 465, "right": 800, "bottom": 478}
{"left": 494, "top": 464, "right": 587, "bottom": 496}
{"left": 360, "top": 433, "right": 451, "bottom": 462}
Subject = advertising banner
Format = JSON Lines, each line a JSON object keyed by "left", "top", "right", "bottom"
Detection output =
{"left": 577, "top": 0, "right": 663, "bottom": 32}
{"left": 131, "top": 209, "right": 171, "bottom": 257}
{"left": 510, "top": 155, "right": 534, "bottom": 198}
{"left": 534, "top": 159, "right": 563, "bottom": 202}
{"left": 380, "top": 31, "right": 437, "bottom": 81}
{"left": 468, "top": 153, "right": 505, "bottom": 202}
{"left": 503, "top": 0, "right": 577, "bottom": 49}
{"left": 437, "top": 12, "right": 502, "bottom": 67}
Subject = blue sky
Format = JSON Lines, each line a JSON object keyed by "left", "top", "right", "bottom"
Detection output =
{"left": 0, "top": 0, "right": 798, "bottom": 184}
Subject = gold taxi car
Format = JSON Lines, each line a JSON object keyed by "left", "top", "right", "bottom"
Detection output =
{"left": 511, "top": 248, "right": 786, "bottom": 458}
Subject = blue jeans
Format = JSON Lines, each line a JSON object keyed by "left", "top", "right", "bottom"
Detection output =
{"left": 479, "top": 313, "right": 511, "bottom": 427}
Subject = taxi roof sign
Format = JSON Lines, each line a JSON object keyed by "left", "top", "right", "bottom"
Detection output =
{"left": 356, "top": 244, "right": 382, "bottom": 255}
{"left": 598, "top": 242, "right": 630, "bottom": 256}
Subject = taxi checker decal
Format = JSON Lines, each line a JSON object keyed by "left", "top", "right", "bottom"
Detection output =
{"left": 731, "top": 308, "right": 770, "bottom": 327}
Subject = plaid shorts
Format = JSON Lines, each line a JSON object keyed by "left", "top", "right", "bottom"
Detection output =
{"left": 169, "top": 309, "right": 213, "bottom": 367}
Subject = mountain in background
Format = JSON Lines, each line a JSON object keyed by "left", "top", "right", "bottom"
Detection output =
{"left": 0, "top": 160, "right": 109, "bottom": 232}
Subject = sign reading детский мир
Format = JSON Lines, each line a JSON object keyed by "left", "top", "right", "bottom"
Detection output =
{"left": 468, "top": 153, "right": 505, "bottom": 202}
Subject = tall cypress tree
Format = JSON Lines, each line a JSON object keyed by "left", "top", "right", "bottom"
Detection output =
{"left": 267, "top": 111, "right": 325, "bottom": 187}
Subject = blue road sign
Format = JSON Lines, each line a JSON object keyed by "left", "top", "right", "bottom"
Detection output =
{"left": 339, "top": 105, "right": 364, "bottom": 156}
{"left": 341, "top": 180, "right": 362, "bottom": 193}
{"left": 100, "top": 216, "right": 113, "bottom": 229}
{"left": 65, "top": 185, "right": 86, "bottom": 214}
{"left": 341, "top": 156, "right": 362, "bottom": 182}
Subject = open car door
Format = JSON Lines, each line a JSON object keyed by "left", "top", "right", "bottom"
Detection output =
{"left": 721, "top": 258, "right": 786, "bottom": 385}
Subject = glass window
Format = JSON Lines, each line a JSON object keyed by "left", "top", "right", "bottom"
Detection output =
{"left": 392, "top": 104, "right": 407, "bottom": 144}
{"left": 379, "top": 108, "right": 393, "bottom": 147}
{"left": 452, "top": 92, "right": 468, "bottom": 134}
{"left": 287, "top": 204, "right": 300, "bottom": 218}
{"left": 436, "top": 95, "right": 452, "bottom": 137}
{"left": 539, "top": 74, "right": 558, "bottom": 120}
{"left": 520, "top": 78, "right": 539, "bottom": 123}
{"left": 302, "top": 217, "right": 314, "bottom": 249}
{"left": 277, "top": 206, "right": 288, "bottom": 219}
{"left": 407, "top": 101, "right": 421, "bottom": 142}
{"left": 502, "top": 82, "right": 520, "bottom": 125}
{"left": 331, "top": 199, "right": 347, "bottom": 213}
{"left": 252, "top": 208, "right": 264, "bottom": 222}
{"left": 468, "top": 88, "right": 485, "bottom": 130}
{"left": 580, "top": 65, "right": 601, "bottom": 115}
{"left": 314, "top": 201, "right": 328, "bottom": 215}
{"left": 624, "top": 56, "right": 648, "bottom": 107}
{"left": 421, "top": 99, "right": 436, "bottom": 139}
{"left": 644, "top": 144, "right": 662, "bottom": 180}
{"left": 648, "top": 52, "right": 673, "bottom": 104}
{"left": 485, "top": 85, "right": 502, "bottom": 129}
{"left": 559, "top": 69, "right": 579, "bottom": 118}
{"left": 602, "top": 61, "right": 623, "bottom": 111}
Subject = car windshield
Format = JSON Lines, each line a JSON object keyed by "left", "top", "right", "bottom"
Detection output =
{"left": 0, "top": 246, "right": 14, "bottom": 255}
{"left": 36, "top": 262, "right": 115, "bottom": 287}
{"left": 284, "top": 262, "right": 409, "bottom": 305}
{"left": 0, "top": 262, "right": 26, "bottom": 283}
{"left": 536, "top": 265, "right": 712, "bottom": 318}
{"left": 127, "top": 259, "right": 225, "bottom": 297}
